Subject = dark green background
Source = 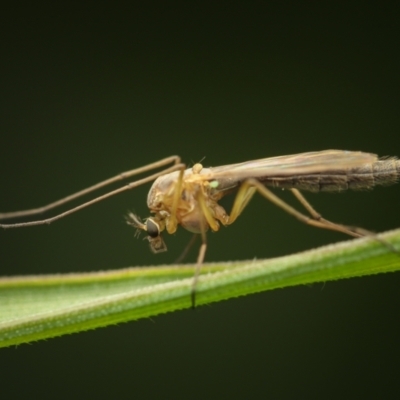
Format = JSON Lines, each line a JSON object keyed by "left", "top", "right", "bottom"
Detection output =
{"left": 1, "top": 2, "right": 399, "bottom": 399}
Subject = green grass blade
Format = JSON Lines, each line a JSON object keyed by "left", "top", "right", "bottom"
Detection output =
{"left": 1, "top": 228, "right": 400, "bottom": 348}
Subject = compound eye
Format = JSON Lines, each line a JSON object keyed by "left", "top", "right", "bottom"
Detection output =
{"left": 146, "top": 218, "right": 160, "bottom": 238}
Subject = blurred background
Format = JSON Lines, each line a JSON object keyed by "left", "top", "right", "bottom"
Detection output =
{"left": 1, "top": 2, "right": 399, "bottom": 398}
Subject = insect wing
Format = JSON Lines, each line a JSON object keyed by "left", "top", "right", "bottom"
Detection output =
{"left": 204, "top": 150, "right": 379, "bottom": 192}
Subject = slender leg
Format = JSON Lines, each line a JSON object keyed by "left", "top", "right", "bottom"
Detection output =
{"left": 290, "top": 189, "right": 322, "bottom": 220}
{"left": 0, "top": 156, "right": 181, "bottom": 221}
{"left": 289, "top": 188, "right": 363, "bottom": 236}
{"left": 291, "top": 188, "right": 399, "bottom": 254}
{"left": 228, "top": 185, "right": 257, "bottom": 226}
{"left": 1, "top": 160, "right": 185, "bottom": 229}
{"left": 228, "top": 179, "right": 363, "bottom": 238}
{"left": 191, "top": 242, "right": 207, "bottom": 308}
{"left": 189, "top": 187, "right": 216, "bottom": 308}
{"left": 166, "top": 168, "right": 186, "bottom": 234}
{"left": 174, "top": 234, "right": 198, "bottom": 263}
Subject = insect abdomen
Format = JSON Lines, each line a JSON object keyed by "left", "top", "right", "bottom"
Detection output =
{"left": 260, "top": 159, "right": 400, "bottom": 192}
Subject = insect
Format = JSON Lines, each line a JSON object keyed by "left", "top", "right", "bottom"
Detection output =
{"left": 1, "top": 150, "right": 399, "bottom": 305}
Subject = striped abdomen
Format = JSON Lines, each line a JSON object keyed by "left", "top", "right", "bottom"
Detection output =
{"left": 258, "top": 158, "right": 400, "bottom": 192}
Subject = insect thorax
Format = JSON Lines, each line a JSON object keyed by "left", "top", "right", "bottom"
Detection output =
{"left": 147, "top": 166, "right": 217, "bottom": 234}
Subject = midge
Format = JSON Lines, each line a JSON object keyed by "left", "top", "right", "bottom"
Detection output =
{"left": 1, "top": 150, "right": 400, "bottom": 302}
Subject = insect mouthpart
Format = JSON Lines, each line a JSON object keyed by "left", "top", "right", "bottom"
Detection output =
{"left": 125, "top": 212, "right": 167, "bottom": 253}
{"left": 147, "top": 234, "right": 167, "bottom": 253}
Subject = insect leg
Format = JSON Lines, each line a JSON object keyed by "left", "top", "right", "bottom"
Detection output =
{"left": 290, "top": 189, "right": 322, "bottom": 220}
{"left": 191, "top": 241, "right": 207, "bottom": 308}
{"left": 174, "top": 234, "right": 198, "bottom": 263}
{"left": 289, "top": 188, "right": 364, "bottom": 237}
{"left": 1, "top": 156, "right": 181, "bottom": 222}
{"left": 166, "top": 167, "right": 186, "bottom": 234}
{"left": 188, "top": 188, "right": 221, "bottom": 307}
{"left": 0, "top": 160, "right": 185, "bottom": 228}
{"left": 227, "top": 179, "right": 362, "bottom": 238}
{"left": 291, "top": 189, "right": 399, "bottom": 254}
{"left": 227, "top": 185, "right": 257, "bottom": 225}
